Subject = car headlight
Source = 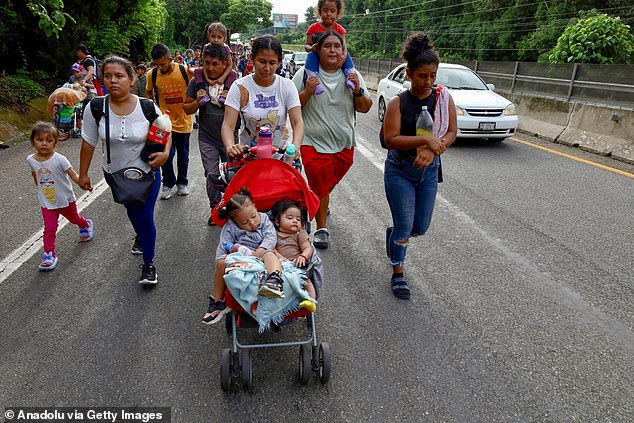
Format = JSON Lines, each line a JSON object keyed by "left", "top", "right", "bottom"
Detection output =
{"left": 504, "top": 103, "right": 517, "bottom": 116}
{"left": 455, "top": 106, "right": 464, "bottom": 116}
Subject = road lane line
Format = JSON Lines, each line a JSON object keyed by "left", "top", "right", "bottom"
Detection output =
{"left": 0, "top": 178, "right": 108, "bottom": 284}
{"left": 356, "top": 134, "right": 634, "bottom": 350}
{"left": 510, "top": 137, "right": 634, "bottom": 179}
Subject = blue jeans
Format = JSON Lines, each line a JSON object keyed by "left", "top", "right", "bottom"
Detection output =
{"left": 384, "top": 151, "right": 439, "bottom": 267}
{"left": 162, "top": 131, "right": 190, "bottom": 188}
{"left": 105, "top": 168, "right": 161, "bottom": 264}
{"left": 305, "top": 51, "right": 354, "bottom": 76}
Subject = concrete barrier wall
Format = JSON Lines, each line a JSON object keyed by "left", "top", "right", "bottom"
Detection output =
{"left": 359, "top": 68, "right": 634, "bottom": 164}
{"left": 498, "top": 91, "right": 634, "bottom": 164}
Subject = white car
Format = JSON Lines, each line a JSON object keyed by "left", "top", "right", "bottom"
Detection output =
{"left": 376, "top": 63, "right": 518, "bottom": 141}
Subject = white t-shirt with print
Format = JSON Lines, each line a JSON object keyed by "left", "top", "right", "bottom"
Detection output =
{"left": 27, "top": 152, "right": 76, "bottom": 209}
{"left": 225, "top": 74, "right": 301, "bottom": 148}
{"left": 82, "top": 97, "right": 161, "bottom": 174}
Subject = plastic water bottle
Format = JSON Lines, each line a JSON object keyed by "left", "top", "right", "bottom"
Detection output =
{"left": 283, "top": 144, "right": 296, "bottom": 164}
{"left": 142, "top": 111, "right": 172, "bottom": 162}
{"left": 415, "top": 106, "right": 433, "bottom": 154}
{"left": 256, "top": 127, "right": 273, "bottom": 159}
{"left": 225, "top": 242, "right": 253, "bottom": 255}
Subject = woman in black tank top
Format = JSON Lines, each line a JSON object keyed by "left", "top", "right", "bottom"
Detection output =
{"left": 382, "top": 32, "right": 457, "bottom": 300}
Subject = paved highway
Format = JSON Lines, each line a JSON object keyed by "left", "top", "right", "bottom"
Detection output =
{"left": 1, "top": 101, "right": 632, "bottom": 422}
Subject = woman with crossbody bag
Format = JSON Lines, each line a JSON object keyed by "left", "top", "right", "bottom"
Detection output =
{"left": 78, "top": 56, "right": 169, "bottom": 286}
{"left": 382, "top": 32, "right": 457, "bottom": 300}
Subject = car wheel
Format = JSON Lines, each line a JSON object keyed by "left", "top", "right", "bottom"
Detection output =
{"left": 378, "top": 97, "right": 386, "bottom": 122}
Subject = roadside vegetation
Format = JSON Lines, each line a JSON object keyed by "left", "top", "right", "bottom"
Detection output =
{"left": 0, "top": 0, "right": 632, "bottom": 112}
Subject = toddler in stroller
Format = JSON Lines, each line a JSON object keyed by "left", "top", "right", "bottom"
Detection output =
{"left": 206, "top": 158, "right": 329, "bottom": 390}
{"left": 203, "top": 187, "right": 315, "bottom": 325}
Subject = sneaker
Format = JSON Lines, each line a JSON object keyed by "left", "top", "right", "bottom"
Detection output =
{"left": 38, "top": 251, "right": 58, "bottom": 271}
{"left": 202, "top": 296, "right": 229, "bottom": 324}
{"left": 313, "top": 228, "right": 329, "bottom": 249}
{"left": 258, "top": 271, "right": 285, "bottom": 298}
{"left": 199, "top": 94, "right": 210, "bottom": 106}
{"left": 176, "top": 184, "right": 190, "bottom": 196}
{"left": 79, "top": 219, "right": 94, "bottom": 242}
{"left": 207, "top": 212, "right": 216, "bottom": 226}
{"left": 139, "top": 263, "right": 157, "bottom": 285}
{"left": 314, "top": 84, "right": 325, "bottom": 95}
{"left": 131, "top": 236, "right": 143, "bottom": 255}
{"left": 159, "top": 186, "right": 173, "bottom": 200}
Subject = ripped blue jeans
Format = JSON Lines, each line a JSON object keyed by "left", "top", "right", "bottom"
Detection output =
{"left": 384, "top": 151, "right": 439, "bottom": 267}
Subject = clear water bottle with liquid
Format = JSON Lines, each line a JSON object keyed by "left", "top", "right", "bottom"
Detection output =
{"left": 415, "top": 105, "right": 433, "bottom": 154}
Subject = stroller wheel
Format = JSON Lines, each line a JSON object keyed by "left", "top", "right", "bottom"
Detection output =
{"left": 59, "top": 131, "right": 71, "bottom": 141}
{"left": 220, "top": 348, "right": 232, "bottom": 391}
{"left": 318, "top": 343, "right": 332, "bottom": 384}
{"left": 298, "top": 344, "right": 311, "bottom": 385}
{"left": 240, "top": 350, "right": 252, "bottom": 389}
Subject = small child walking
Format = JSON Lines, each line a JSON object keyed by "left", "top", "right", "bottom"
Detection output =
{"left": 304, "top": 0, "right": 357, "bottom": 94}
{"left": 202, "top": 187, "right": 285, "bottom": 324}
{"left": 26, "top": 122, "right": 94, "bottom": 271}
{"left": 270, "top": 200, "right": 317, "bottom": 312}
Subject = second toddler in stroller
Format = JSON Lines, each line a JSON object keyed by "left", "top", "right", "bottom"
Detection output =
{"left": 203, "top": 187, "right": 285, "bottom": 325}
{"left": 271, "top": 200, "right": 317, "bottom": 311}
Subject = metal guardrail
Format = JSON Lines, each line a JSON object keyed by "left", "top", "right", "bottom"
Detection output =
{"left": 354, "top": 57, "right": 634, "bottom": 109}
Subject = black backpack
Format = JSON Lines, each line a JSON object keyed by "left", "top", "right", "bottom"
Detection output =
{"left": 90, "top": 95, "right": 159, "bottom": 126}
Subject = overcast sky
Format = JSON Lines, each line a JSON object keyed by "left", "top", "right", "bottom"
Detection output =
{"left": 270, "top": 0, "right": 316, "bottom": 22}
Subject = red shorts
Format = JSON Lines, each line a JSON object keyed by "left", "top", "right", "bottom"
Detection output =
{"left": 301, "top": 145, "right": 354, "bottom": 198}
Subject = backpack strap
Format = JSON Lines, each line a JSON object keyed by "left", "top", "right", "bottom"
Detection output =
{"left": 91, "top": 96, "right": 156, "bottom": 125}
{"left": 150, "top": 67, "right": 159, "bottom": 103}
{"left": 139, "top": 98, "right": 159, "bottom": 123}
{"left": 178, "top": 64, "right": 190, "bottom": 85}
{"left": 90, "top": 96, "right": 105, "bottom": 126}
{"left": 150, "top": 64, "right": 190, "bottom": 104}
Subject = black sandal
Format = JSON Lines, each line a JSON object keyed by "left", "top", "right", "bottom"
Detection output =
{"left": 390, "top": 276, "right": 411, "bottom": 300}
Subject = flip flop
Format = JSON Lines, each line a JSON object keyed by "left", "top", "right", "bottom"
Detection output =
{"left": 390, "top": 276, "right": 410, "bottom": 300}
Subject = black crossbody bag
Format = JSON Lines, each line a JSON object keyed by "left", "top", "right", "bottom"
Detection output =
{"left": 102, "top": 95, "right": 155, "bottom": 206}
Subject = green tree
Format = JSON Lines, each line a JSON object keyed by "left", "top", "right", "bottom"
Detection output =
{"left": 548, "top": 12, "right": 634, "bottom": 64}
{"left": 165, "top": 0, "right": 225, "bottom": 50}
{"left": 221, "top": 0, "right": 273, "bottom": 35}
{"left": 27, "top": 0, "right": 75, "bottom": 38}
{"left": 304, "top": 6, "right": 317, "bottom": 25}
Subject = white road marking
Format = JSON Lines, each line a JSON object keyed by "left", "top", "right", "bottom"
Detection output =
{"left": 0, "top": 178, "right": 109, "bottom": 284}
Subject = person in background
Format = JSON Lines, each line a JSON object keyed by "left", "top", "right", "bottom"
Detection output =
{"left": 145, "top": 43, "right": 194, "bottom": 200}
{"left": 133, "top": 63, "right": 147, "bottom": 98}
{"left": 76, "top": 44, "right": 105, "bottom": 95}
{"left": 184, "top": 49, "right": 195, "bottom": 66}
{"left": 183, "top": 44, "right": 237, "bottom": 225}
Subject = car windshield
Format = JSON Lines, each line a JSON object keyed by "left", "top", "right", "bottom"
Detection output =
{"left": 294, "top": 53, "right": 307, "bottom": 61}
{"left": 437, "top": 68, "right": 488, "bottom": 90}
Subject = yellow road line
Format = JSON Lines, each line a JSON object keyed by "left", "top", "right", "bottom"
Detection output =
{"left": 510, "top": 137, "right": 634, "bottom": 179}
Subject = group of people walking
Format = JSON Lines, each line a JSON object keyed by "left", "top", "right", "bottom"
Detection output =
{"left": 28, "top": 0, "right": 457, "bottom": 307}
